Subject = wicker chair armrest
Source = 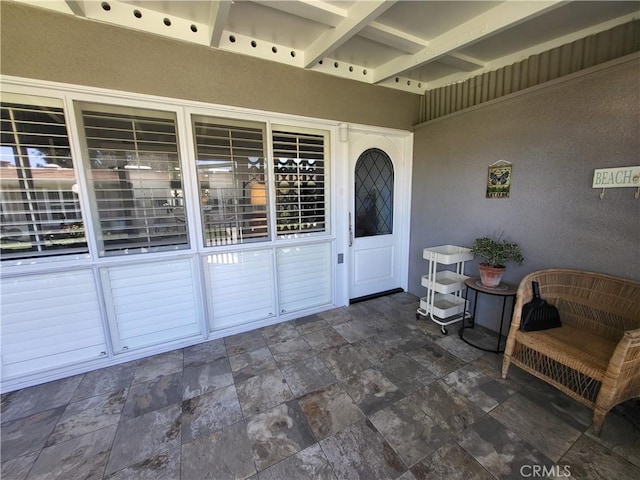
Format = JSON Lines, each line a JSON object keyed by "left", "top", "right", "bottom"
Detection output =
{"left": 601, "top": 328, "right": 640, "bottom": 404}
{"left": 622, "top": 328, "right": 640, "bottom": 341}
{"left": 505, "top": 273, "right": 536, "bottom": 335}
{"left": 610, "top": 328, "right": 640, "bottom": 372}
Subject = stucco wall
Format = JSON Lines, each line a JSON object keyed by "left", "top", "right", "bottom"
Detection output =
{"left": 409, "top": 56, "right": 640, "bottom": 329}
{"left": 0, "top": 1, "right": 419, "bottom": 130}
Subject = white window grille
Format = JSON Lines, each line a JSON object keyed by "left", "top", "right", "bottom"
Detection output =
{"left": 192, "top": 117, "right": 269, "bottom": 246}
{"left": 76, "top": 103, "right": 189, "bottom": 256}
{"left": 272, "top": 129, "right": 327, "bottom": 237}
{"left": 0, "top": 94, "right": 88, "bottom": 260}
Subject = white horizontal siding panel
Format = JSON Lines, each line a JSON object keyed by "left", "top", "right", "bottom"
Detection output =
{"left": 211, "top": 275, "right": 272, "bottom": 294}
{"left": 108, "top": 267, "right": 193, "bottom": 290}
{"left": 280, "top": 281, "right": 331, "bottom": 302}
{"left": 212, "top": 295, "right": 273, "bottom": 318}
{"left": 1, "top": 293, "right": 101, "bottom": 321}
{"left": 115, "top": 300, "right": 197, "bottom": 325}
{"left": 210, "top": 275, "right": 273, "bottom": 299}
{"left": 112, "top": 285, "right": 195, "bottom": 310}
{"left": 3, "top": 347, "right": 105, "bottom": 379}
{"left": 120, "top": 305, "right": 195, "bottom": 336}
{"left": 1, "top": 279, "right": 99, "bottom": 304}
{"left": 210, "top": 272, "right": 272, "bottom": 287}
{"left": 277, "top": 249, "right": 329, "bottom": 265}
{"left": 1, "top": 270, "right": 106, "bottom": 379}
{"left": 279, "top": 284, "right": 332, "bottom": 310}
{"left": 2, "top": 318, "right": 104, "bottom": 344}
{"left": 205, "top": 250, "right": 276, "bottom": 330}
{"left": 107, "top": 260, "right": 194, "bottom": 277}
{"left": 3, "top": 327, "right": 105, "bottom": 361}
{"left": 102, "top": 258, "right": 201, "bottom": 351}
{"left": 210, "top": 285, "right": 273, "bottom": 315}
{"left": 277, "top": 243, "right": 332, "bottom": 314}
{"left": 278, "top": 267, "right": 330, "bottom": 283}
{"left": 120, "top": 319, "right": 199, "bottom": 339}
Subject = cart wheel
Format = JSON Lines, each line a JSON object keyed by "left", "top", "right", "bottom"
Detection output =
{"left": 416, "top": 313, "right": 421, "bottom": 320}
{"left": 441, "top": 326, "right": 448, "bottom": 335}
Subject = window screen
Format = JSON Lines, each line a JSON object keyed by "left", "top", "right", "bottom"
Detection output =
{"left": 272, "top": 129, "right": 327, "bottom": 236}
{"left": 1, "top": 95, "right": 88, "bottom": 260}
{"left": 78, "top": 104, "right": 188, "bottom": 256}
{"left": 192, "top": 117, "right": 269, "bottom": 246}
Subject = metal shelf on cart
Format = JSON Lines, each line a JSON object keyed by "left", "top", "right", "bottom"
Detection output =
{"left": 422, "top": 245, "right": 473, "bottom": 265}
{"left": 421, "top": 271, "right": 470, "bottom": 294}
{"left": 418, "top": 244, "right": 473, "bottom": 335}
{"left": 416, "top": 307, "right": 469, "bottom": 337}
{"left": 420, "top": 294, "right": 467, "bottom": 318}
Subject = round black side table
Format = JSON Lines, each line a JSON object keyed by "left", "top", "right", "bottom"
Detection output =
{"left": 458, "top": 277, "right": 517, "bottom": 353}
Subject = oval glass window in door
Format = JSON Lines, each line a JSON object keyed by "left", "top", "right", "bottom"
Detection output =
{"left": 354, "top": 148, "right": 394, "bottom": 237}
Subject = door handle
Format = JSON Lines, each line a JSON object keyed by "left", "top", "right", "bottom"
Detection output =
{"left": 348, "top": 212, "right": 353, "bottom": 247}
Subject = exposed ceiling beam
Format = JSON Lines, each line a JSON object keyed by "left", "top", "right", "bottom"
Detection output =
{"left": 304, "top": 0, "right": 396, "bottom": 68}
{"left": 439, "top": 52, "right": 485, "bottom": 72}
{"left": 208, "top": 0, "right": 232, "bottom": 47}
{"left": 65, "top": 0, "right": 85, "bottom": 16}
{"left": 253, "top": 0, "right": 346, "bottom": 27}
{"left": 425, "top": 11, "right": 640, "bottom": 90}
{"left": 373, "top": 0, "right": 564, "bottom": 83}
{"left": 359, "top": 21, "right": 426, "bottom": 54}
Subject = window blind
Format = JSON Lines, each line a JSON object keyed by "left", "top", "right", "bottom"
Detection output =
{"left": 78, "top": 105, "right": 189, "bottom": 256}
{"left": 193, "top": 117, "right": 269, "bottom": 246}
{"left": 272, "top": 129, "right": 327, "bottom": 236}
{"left": 0, "top": 98, "right": 88, "bottom": 260}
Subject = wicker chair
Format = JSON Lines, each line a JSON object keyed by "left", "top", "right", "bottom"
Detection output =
{"left": 502, "top": 269, "right": 640, "bottom": 435}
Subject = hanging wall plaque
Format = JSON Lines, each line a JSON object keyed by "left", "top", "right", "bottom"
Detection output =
{"left": 486, "top": 160, "right": 512, "bottom": 198}
{"left": 592, "top": 165, "right": 640, "bottom": 198}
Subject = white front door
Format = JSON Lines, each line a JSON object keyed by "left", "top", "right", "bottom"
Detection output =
{"left": 348, "top": 132, "right": 408, "bottom": 301}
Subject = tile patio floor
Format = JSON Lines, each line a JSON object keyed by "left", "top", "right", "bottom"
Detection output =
{"left": 1, "top": 292, "right": 639, "bottom": 479}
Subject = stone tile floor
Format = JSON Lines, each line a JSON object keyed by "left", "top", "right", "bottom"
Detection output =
{"left": 1, "top": 292, "right": 639, "bottom": 479}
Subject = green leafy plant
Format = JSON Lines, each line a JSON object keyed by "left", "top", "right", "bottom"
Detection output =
{"left": 471, "top": 236, "right": 524, "bottom": 268}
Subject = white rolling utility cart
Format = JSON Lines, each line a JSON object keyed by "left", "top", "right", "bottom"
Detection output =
{"left": 416, "top": 245, "right": 474, "bottom": 334}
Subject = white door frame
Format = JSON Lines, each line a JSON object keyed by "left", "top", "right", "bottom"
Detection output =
{"left": 333, "top": 123, "right": 413, "bottom": 306}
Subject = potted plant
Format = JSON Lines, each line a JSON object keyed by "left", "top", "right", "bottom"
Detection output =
{"left": 470, "top": 236, "right": 524, "bottom": 287}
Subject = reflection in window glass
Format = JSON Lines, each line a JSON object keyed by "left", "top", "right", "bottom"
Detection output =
{"left": 1, "top": 98, "right": 88, "bottom": 260}
{"left": 355, "top": 148, "right": 393, "bottom": 237}
{"left": 272, "top": 129, "right": 327, "bottom": 237}
{"left": 192, "top": 117, "right": 269, "bottom": 246}
{"left": 78, "top": 104, "right": 188, "bottom": 256}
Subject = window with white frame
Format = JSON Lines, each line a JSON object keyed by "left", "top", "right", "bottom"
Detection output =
{"left": 1, "top": 94, "right": 88, "bottom": 260}
{"left": 1, "top": 87, "right": 333, "bottom": 262}
{"left": 192, "top": 116, "right": 269, "bottom": 246}
{"left": 76, "top": 103, "right": 189, "bottom": 256}
{"left": 272, "top": 128, "right": 328, "bottom": 236}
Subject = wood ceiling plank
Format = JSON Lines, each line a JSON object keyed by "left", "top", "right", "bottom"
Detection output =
{"left": 253, "top": 0, "right": 346, "bottom": 27}
{"left": 372, "top": 0, "right": 564, "bottom": 83}
{"left": 303, "top": 0, "right": 396, "bottom": 68}
{"left": 426, "top": 10, "right": 640, "bottom": 90}
{"left": 65, "top": 0, "right": 85, "bottom": 17}
{"left": 359, "top": 21, "right": 426, "bottom": 54}
{"left": 208, "top": 0, "right": 232, "bottom": 47}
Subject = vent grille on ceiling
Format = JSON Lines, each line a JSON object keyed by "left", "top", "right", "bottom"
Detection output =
{"left": 419, "top": 20, "right": 640, "bottom": 123}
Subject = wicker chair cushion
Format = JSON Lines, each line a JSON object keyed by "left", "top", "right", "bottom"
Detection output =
{"left": 515, "top": 325, "right": 617, "bottom": 379}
